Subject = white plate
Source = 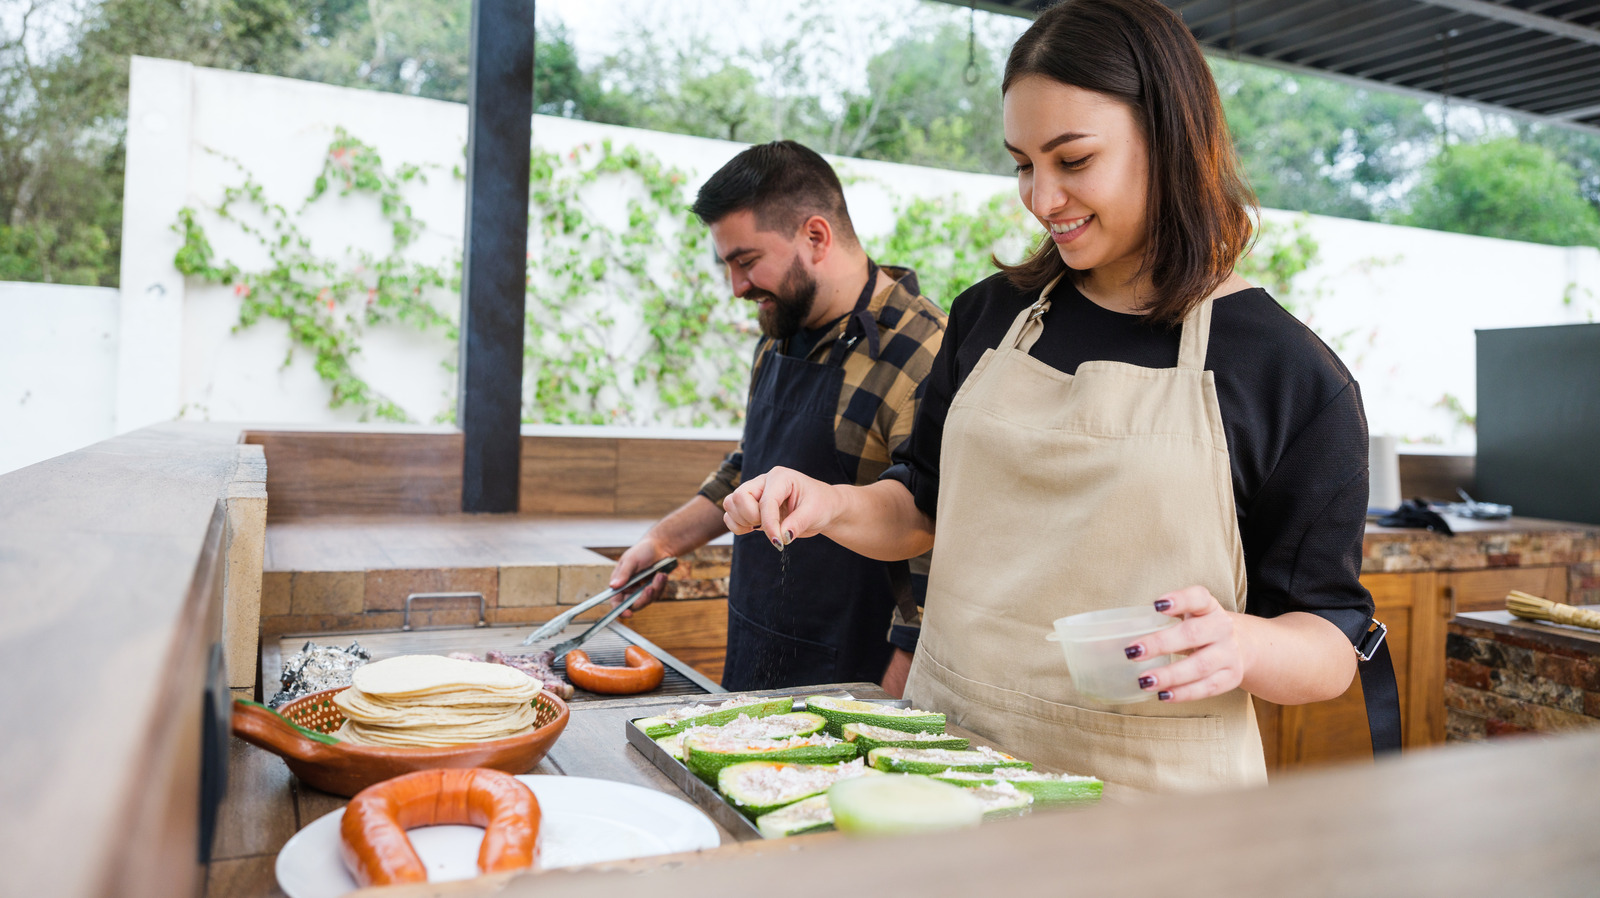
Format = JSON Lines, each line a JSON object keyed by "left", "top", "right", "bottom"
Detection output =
{"left": 275, "top": 775, "right": 721, "bottom": 898}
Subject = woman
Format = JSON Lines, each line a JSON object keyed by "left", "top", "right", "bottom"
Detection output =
{"left": 723, "top": 0, "right": 1376, "bottom": 793}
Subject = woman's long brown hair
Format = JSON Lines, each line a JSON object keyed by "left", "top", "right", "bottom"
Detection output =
{"left": 997, "top": 0, "right": 1255, "bottom": 326}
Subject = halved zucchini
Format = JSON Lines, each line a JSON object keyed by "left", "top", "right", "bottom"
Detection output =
{"left": 632, "top": 697, "right": 794, "bottom": 739}
{"left": 684, "top": 732, "right": 857, "bottom": 783}
{"left": 866, "top": 746, "right": 1032, "bottom": 775}
{"left": 842, "top": 721, "right": 970, "bottom": 755}
{"left": 657, "top": 711, "right": 827, "bottom": 762}
{"left": 931, "top": 769, "right": 1104, "bottom": 804}
{"left": 718, "top": 758, "right": 876, "bottom": 819}
{"left": 968, "top": 781, "right": 1033, "bottom": 819}
{"left": 827, "top": 773, "right": 984, "bottom": 835}
{"left": 754, "top": 794, "right": 834, "bottom": 838}
{"left": 802, "top": 695, "right": 946, "bottom": 737}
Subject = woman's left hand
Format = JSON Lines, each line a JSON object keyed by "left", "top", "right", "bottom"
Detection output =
{"left": 1125, "top": 585, "right": 1247, "bottom": 703}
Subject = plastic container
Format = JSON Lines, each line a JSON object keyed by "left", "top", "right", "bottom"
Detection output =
{"left": 1048, "top": 607, "right": 1179, "bottom": 704}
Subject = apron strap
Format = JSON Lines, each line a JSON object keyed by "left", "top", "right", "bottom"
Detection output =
{"left": 1006, "top": 274, "right": 1065, "bottom": 353}
{"left": 823, "top": 259, "right": 882, "bottom": 368}
{"left": 1357, "top": 619, "right": 1404, "bottom": 756}
{"left": 1176, "top": 298, "right": 1214, "bottom": 371}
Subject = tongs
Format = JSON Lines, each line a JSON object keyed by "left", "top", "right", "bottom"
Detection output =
{"left": 521, "top": 556, "right": 678, "bottom": 645}
{"left": 543, "top": 580, "right": 653, "bottom": 663}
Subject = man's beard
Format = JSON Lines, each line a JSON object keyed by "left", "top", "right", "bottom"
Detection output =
{"left": 750, "top": 255, "right": 819, "bottom": 340}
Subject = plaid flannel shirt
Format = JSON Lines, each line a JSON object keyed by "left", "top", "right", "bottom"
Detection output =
{"left": 698, "top": 265, "right": 947, "bottom": 652}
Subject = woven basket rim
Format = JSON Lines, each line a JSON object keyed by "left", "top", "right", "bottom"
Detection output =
{"left": 277, "top": 686, "right": 569, "bottom": 754}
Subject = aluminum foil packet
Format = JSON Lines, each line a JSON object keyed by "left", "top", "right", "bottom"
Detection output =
{"left": 268, "top": 640, "right": 372, "bottom": 708}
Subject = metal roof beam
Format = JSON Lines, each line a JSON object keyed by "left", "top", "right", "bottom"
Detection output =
{"left": 1219, "top": 47, "right": 1600, "bottom": 139}
{"left": 1551, "top": 101, "right": 1600, "bottom": 121}
{"left": 1409, "top": 0, "right": 1600, "bottom": 48}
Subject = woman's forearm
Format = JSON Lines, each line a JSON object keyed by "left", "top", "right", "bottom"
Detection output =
{"left": 1235, "top": 610, "right": 1357, "bottom": 705}
{"left": 819, "top": 480, "right": 935, "bottom": 562}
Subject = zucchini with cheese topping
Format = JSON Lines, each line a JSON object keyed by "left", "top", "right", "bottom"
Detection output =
{"left": 803, "top": 695, "right": 946, "bottom": 737}
{"left": 754, "top": 794, "right": 835, "bottom": 838}
{"left": 632, "top": 697, "right": 795, "bottom": 739}
{"left": 867, "top": 745, "right": 1032, "bottom": 775}
{"left": 718, "top": 759, "right": 876, "bottom": 820}
{"left": 684, "top": 731, "right": 858, "bottom": 783}
{"left": 930, "top": 768, "right": 1103, "bottom": 804}
{"left": 842, "top": 721, "right": 969, "bottom": 756}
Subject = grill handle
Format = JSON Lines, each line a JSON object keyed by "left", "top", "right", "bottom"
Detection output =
{"left": 403, "top": 592, "right": 487, "bottom": 631}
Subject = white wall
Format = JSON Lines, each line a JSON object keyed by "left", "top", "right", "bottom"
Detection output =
{"left": 9, "top": 57, "right": 1599, "bottom": 475}
{"left": 1261, "top": 211, "right": 1599, "bottom": 446}
{"left": 0, "top": 282, "right": 120, "bottom": 473}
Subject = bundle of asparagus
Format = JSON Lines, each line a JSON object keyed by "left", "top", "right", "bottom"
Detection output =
{"left": 1505, "top": 591, "right": 1600, "bottom": 632}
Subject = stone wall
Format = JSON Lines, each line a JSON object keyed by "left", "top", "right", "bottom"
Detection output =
{"left": 1445, "top": 617, "right": 1600, "bottom": 742}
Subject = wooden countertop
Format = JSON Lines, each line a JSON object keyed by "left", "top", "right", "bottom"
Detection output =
{"left": 1453, "top": 608, "right": 1600, "bottom": 655}
{"left": 371, "top": 728, "right": 1600, "bottom": 898}
{"left": 0, "top": 422, "right": 251, "bottom": 898}
{"left": 209, "top": 684, "right": 897, "bottom": 896}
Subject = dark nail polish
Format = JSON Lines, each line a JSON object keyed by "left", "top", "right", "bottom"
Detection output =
{"left": 1158, "top": 690, "right": 1173, "bottom": 701}
{"left": 1124, "top": 644, "right": 1144, "bottom": 660}
{"left": 1138, "top": 675, "right": 1156, "bottom": 689}
{"left": 784, "top": 530, "right": 794, "bottom": 544}
{"left": 1154, "top": 598, "right": 1173, "bottom": 612}
{"left": 770, "top": 537, "right": 782, "bottom": 549}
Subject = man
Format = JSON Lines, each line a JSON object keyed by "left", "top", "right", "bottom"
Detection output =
{"left": 609, "top": 140, "right": 946, "bottom": 695}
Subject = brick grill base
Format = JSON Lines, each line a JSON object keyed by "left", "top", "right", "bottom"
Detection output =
{"left": 1446, "top": 611, "right": 1600, "bottom": 743}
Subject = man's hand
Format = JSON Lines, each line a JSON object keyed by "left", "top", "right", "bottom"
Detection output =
{"left": 880, "top": 648, "right": 913, "bottom": 699}
{"left": 607, "top": 537, "right": 671, "bottom": 618}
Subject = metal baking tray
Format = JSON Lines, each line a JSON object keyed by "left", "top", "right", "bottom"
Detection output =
{"left": 624, "top": 692, "right": 910, "bottom": 841}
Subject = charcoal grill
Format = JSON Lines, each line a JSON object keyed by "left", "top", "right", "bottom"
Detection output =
{"left": 262, "top": 622, "right": 723, "bottom": 704}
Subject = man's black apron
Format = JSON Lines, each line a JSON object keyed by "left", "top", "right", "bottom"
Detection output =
{"left": 723, "top": 262, "right": 899, "bottom": 691}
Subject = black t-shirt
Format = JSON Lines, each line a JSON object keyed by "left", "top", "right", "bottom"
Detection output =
{"left": 881, "top": 273, "right": 1374, "bottom": 644}
{"left": 784, "top": 313, "right": 848, "bottom": 360}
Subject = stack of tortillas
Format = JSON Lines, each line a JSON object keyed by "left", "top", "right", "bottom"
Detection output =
{"left": 332, "top": 654, "right": 544, "bottom": 747}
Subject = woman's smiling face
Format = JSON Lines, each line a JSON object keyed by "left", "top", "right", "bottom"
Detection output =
{"left": 1004, "top": 75, "right": 1150, "bottom": 284}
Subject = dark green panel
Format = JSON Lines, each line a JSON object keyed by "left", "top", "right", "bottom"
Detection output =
{"left": 1476, "top": 323, "right": 1600, "bottom": 525}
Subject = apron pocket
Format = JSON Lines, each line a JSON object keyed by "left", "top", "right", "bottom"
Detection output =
{"left": 724, "top": 602, "right": 839, "bottom": 691}
{"left": 909, "top": 646, "right": 1232, "bottom": 793}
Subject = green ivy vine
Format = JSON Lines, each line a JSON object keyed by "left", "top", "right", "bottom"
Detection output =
{"left": 172, "top": 132, "right": 454, "bottom": 422}
{"left": 172, "top": 130, "right": 1324, "bottom": 427}
{"left": 173, "top": 132, "right": 749, "bottom": 426}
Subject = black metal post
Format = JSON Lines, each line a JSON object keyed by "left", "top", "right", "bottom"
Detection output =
{"left": 459, "top": 0, "right": 534, "bottom": 513}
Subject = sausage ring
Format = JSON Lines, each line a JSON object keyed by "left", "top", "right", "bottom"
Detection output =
{"left": 339, "top": 768, "right": 540, "bottom": 887}
{"left": 564, "top": 646, "right": 665, "bottom": 695}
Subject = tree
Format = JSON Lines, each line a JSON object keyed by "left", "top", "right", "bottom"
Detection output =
{"left": 841, "top": 22, "right": 1010, "bottom": 174}
{"left": 1213, "top": 57, "right": 1437, "bottom": 221}
{"left": 1400, "top": 137, "right": 1600, "bottom": 247}
{"left": 1, "top": 0, "right": 330, "bottom": 286}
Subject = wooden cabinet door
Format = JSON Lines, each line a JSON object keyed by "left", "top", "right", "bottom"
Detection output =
{"left": 1256, "top": 572, "right": 1442, "bottom": 771}
{"left": 1442, "top": 566, "right": 1567, "bottom": 614}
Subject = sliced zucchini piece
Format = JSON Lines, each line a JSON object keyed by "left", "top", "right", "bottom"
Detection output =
{"left": 684, "top": 732, "right": 858, "bottom": 784}
{"left": 659, "top": 712, "right": 827, "bottom": 763}
{"left": 867, "top": 746, "right": 1032, "bottom": 775}
{"left": 802, "top": 695, "right": 945, "bottom": 737}
{"left": 827, "top": 773, "right": 984, "bottom": 836}
{"left": 930, "top": 769, "right": 1104, "bottom": 804}
{"left": 842, "top": 721, "right": 970, "bottom": 755}
{"left": 655, "top": 732, "right": 687, "bottom": 761}
{"left": 632, "top": 697, "right": 794, "bottom": 739}
{"left": 718, "top": 758, "right": 875, "bottom": 820}
{"left": 755, "top": 794, "right": 835, "bottom": 839}
{"left": 968, "top": 781, "right": 1033, "bottom": 819}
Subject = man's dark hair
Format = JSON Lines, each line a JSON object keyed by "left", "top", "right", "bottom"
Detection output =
{"left": 692, "top": 140, "right": 858, "bottom": 245}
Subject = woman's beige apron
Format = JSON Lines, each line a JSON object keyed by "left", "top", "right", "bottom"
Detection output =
{"left": 904, "top": 276, "right": 1267, "bottom": 793}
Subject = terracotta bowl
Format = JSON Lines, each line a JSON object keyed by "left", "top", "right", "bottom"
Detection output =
{"left": 231, "top": 687, "right": 570, "bottom": 797}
